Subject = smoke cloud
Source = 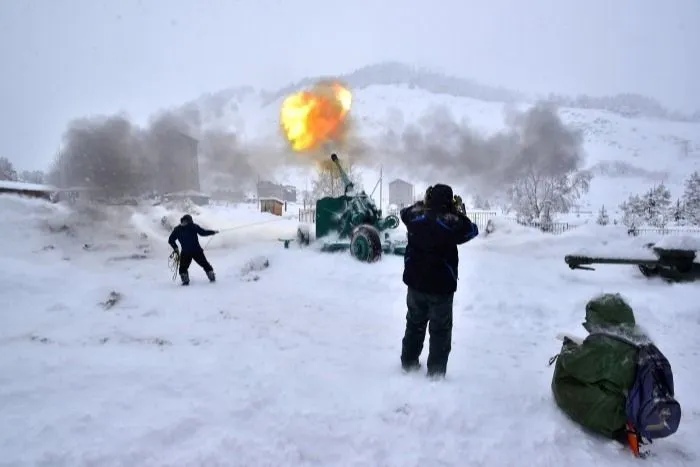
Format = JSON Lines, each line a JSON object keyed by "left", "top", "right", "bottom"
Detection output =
{"left": 48, "top": 106, "right": 296, "bottom": 197}
{"left": 375, "top": 101, "right": 587, "bottom": 197}
{"left": 47, "top": 92, "right": 586, "bottom": 203}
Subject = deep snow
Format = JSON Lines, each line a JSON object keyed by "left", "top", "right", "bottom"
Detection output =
{"left": 1, "top": 195, "right": 699, "bottom": 467}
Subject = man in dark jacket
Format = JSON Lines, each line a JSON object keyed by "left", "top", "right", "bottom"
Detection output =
{"left": 168, "top": 214, "right": 218, "bottom": 285}
{"left": 399, "top": 184, "right": 479, "bottom": 378}
{"left": 551, "top": 293, "right": 648, "bottom": 441}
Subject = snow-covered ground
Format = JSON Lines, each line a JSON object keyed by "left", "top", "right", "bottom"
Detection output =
{"left": 2, "top": 194, "right": 699, "bottom": 466}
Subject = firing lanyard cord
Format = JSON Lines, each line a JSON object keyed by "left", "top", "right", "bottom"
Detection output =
{"left": 169, "top": 216, "right": 293, "bottom": 280}
{"left": 168, "top": 250, "right": 180, "bottom": 281}
{"left": 201, "top": 217, "right": 293, "bottom": 249}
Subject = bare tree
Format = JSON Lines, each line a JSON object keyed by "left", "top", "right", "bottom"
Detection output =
{"left": 311, "top": 158, "right": 361, "bottom": 200}
{"left": 508, "top": 167, "right": 592, "bottom": 222}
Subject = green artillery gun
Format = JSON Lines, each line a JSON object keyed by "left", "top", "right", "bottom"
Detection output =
{"left": 283, "top": 153, "right": 407, "bottom": 262}
{"left": 565, "top": 242, "right": 700, "bottom": 283}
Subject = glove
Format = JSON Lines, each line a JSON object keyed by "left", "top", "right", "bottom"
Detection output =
{"left": 452, "top": 195, "right": 466, "bottom": 215}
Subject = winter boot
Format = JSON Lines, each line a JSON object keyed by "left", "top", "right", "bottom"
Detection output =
{"left": 207, "top": 270, "right": 216, "bottom": 282}
{"left": 401, "top": 360, "right": 421, "bottom": 373}
{"left": 180, "top": 272, "right": 190, "bottom": 286}
{"left": 426, "top": 371, "right": 446, "bottom": 381}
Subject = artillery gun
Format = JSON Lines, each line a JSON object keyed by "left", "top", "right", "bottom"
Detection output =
{"left": 283, "top": 153, "right": 407, "bottom": 262}
{"left": 565, "top": 242, "right": 700, "bottom": 283}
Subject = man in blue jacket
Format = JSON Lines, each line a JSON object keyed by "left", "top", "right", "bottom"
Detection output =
{"left": 400, "top": 184, "right": 479, "bottom": 378}
{"left": 168, "top": 214, "right": 218, "bottom": 285}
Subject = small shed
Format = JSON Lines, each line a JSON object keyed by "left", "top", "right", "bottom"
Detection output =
{"left": 260, "top": 197, "right": 284, "bottom": 216}
{"left": 0, "top": 180, "right": 56, "bottom": 201}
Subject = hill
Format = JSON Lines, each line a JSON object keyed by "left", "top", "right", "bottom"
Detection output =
{"left": 176, "top": 64, "right": 700, "bottom": 221}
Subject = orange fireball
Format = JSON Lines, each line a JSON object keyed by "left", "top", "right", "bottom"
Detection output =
{"left": 280, "top": 80, "right": 352, "bottom": 152}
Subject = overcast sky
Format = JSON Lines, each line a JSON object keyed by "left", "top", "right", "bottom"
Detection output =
{"left": 1, "top": 0, "right": 698, "bottom": 171}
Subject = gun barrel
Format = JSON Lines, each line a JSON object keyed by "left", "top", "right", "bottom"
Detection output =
{"left": 330, "top": 153, "right": 354, "bottom": 191}
{"left": 564, "top": 255, "right": 659, "bottom": 269}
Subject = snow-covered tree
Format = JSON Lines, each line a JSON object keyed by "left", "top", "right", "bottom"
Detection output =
{"left": 670, "top": 198, "right": 685, "bottom": 224}
{"left": 619, "top": 183, "right": 672, "bottom": 227}
{"left": 310, "top": 158, "right": 361, "bottom": 201}
{"left": 539, "top": 203, "right": 554, "bottom": 231}
{"left": 596, "top": 205, "right": 610, "bottom": 225}
{"left": 619, "top": 194, "right": 645, "bottom": 228}
{"left": 0, "top": 157, "right": 18, "bottom": 181}
{"left": 681, "top": 171, "right": 700, "bottom": 225}
{"left": 472, "top": 194, "right": 492, "bottom": 210}
{"left": 644, "top": 183, "right": 672, "bottom": 227}
{"left": 19, "top": 170, "right": 45, "bottom": 184}
{"left": 508, "top": 169, "right": 592, "bottom": 223}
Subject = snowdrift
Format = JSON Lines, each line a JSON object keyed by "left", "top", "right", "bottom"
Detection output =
{"left": 477, "top": 216, "right": 649, "bottom": 261}
{"left": 1, "top": 195, "right": 301, "bottom": 261}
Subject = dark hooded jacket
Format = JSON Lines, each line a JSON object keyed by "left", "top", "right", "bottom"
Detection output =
{"left": 551, "top": 293, "right": 649, "bottom": 438}
{"left": 168, "top": 217, "right": 216, "bottom": 253}
{"left": 400, "top": 184, "right": 478, "bottom": 295}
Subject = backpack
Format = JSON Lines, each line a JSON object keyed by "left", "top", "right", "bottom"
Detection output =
{"left": 625, "top": 342, "right": 682, "bottom": 442}
{"left": 591, "top": 332, "right": 682, "bottom": 442}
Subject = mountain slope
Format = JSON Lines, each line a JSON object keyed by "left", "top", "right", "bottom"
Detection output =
{"left": 183, "top": 82, "right": 699, "bottom": 216}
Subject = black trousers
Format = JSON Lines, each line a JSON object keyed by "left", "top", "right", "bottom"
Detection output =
{"left": 400, "top": 287, "right": 454, "bottom": 376}
{"left": 179, "top": 250, "right": 213, "bottom": 274}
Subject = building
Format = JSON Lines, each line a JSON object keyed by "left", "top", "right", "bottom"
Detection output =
{"left": 389, "top": 179, "right": 414, "bottom": 208}
{"left": 163, "top": 190, "right": 211, "bottom": 206}
{"left": 256, "top": 180, "right": 297, "bottom": 202}
{"left": 0, "top": 180, "right": 55, "bottom": 201}
{"left": 210, "top": 189, "right": 248, "bottom": 202}
{"left": 154, "top": 129, "right": 201, "bottom": 195}
{"left": 259, "top": 197, "right": 284, "bottom": 216}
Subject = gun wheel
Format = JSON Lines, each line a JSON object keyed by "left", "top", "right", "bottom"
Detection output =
{"left": 350, "top": 225, "right": 382, "bottom": 263}
{"left": 383, "top": 214, "right": 400, "bottom": 229}
{"left": 296, "top": 225, "right": 310, "bottom": 246}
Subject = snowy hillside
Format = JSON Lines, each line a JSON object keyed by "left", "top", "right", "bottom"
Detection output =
{"left": 184, "top": 82, "right": 700, "bottom": 219}
{"left": 2, "top": 194, "right": 699, "bottom": 466}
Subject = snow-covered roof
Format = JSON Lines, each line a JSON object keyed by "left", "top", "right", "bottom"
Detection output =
{"left": 164, "top": 190, "right": 210, "bottom": 197}
{"left": 259, "top": 197, "right": 284, "bottom": 203}
{"left": 389, "top": 178, "right": 413, "bottom": 187}
{"left": 0, "top": 180, "right": 56, "bottom": 192}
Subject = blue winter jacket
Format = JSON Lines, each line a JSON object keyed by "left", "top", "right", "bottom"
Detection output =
{"left": 401, "top": 201, "right": 478, "bottom": 294}
{"left": 168, "top": 223, "right": 216, "bottom": 252}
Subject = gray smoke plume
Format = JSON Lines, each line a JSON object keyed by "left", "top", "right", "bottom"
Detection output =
{"left": 48, "top": 106, "right": 293, "bottom": 197}
{"left": 376, "top": 101, "right": 587, "bottom": 197}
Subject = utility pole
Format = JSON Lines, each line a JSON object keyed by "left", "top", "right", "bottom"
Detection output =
{"left": 379, "top": 165, "right": 383, "bottom": 212}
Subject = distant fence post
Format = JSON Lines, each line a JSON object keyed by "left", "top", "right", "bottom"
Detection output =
{"left": 299, "top": 208, "right": 316, "bottom": 223}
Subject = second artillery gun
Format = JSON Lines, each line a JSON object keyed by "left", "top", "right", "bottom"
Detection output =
{"left": 565, "top": 242, "right": 700, "bottom": 282}
{"left": 283, "top": 153, "right": 407, "bottom": 262}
